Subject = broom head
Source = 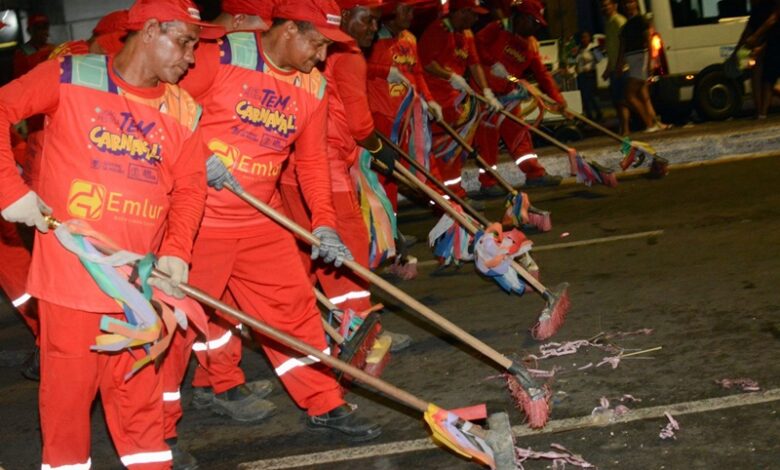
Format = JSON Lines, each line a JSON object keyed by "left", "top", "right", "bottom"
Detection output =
{"left": 530, "top": 282, "right": 570, "bottom": 340}
{"left": 527, "top": 209, "right": 552, "bottom": 232}
{"left": 648, "top": 156, "right": 670, "bottom": 179}
{"left": 335, "top": 312, "right": 384, "bottom": 380}
{"left": 387, "top": 255, "right": 418, "bottom": 280}
{"left": 504, "top": 370, "right": 552, "bottom": 429}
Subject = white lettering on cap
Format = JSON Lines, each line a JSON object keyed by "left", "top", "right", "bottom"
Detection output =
{"left": 188, "top": 7, "right": 202, "bottom": 20}
{"left": 326, "top": 13, "right": 341, "bottom": 25}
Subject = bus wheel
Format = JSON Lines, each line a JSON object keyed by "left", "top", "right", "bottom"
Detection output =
{"left": 695, "top": 71, "right": 741, "bottom": 121}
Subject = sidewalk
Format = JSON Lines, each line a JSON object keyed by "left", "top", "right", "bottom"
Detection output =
{"left": 459, "top": 117, "right": 780, "bottom": 191}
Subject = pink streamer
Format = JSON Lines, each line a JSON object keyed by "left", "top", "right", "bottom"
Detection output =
{"left": 659, "top": 412, "right": 680, "bottom": 440}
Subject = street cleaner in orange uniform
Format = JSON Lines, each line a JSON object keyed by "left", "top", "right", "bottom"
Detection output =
{"left": 279, "top": 0, "right": 412, "bottom": 359}
{"left": 180, "top": 0, "right": 279, "bottom": 430}
{"left": 366, "top": 0, "right": 443, "bottom": 212}
{"left": 474, "top": 0, "right": 565, "bottom": 193}
{"left": 0, "top": 0, "right": 220, "bottom": 467}
{"left": 418, "top": 0, "right": 503, "bottom": 203}
{"left": 170, "top": 0, "right": 383, "bottom": 443}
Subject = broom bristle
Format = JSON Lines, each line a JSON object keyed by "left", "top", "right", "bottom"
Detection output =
{"left": 361, "top": 333, "right": 392, "bottom": 377}
{"left": 531, "top": 283, "right": 570, "bottom": 340}
{"left": 505, "top": 374, "right": 551, "bottom": 429}
{"left": 527, "top": 211, "right": 552, "bottom": 232}
{"left": 388, "top": 256, "right": 418, "bottom": 280}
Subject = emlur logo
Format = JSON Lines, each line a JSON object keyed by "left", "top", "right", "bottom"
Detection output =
{"left": 67, "top": 179, "right": 106, "bottom": 221}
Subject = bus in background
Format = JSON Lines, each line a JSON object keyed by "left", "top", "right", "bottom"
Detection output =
{"left": 640, "top": 0, "right": 752, "bottom": 122}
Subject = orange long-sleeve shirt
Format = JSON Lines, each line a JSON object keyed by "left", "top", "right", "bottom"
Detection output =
{"left": 366, "top": 26, "right": 433, "bottom": 120}
{"left": 181, "top": 31, "right": 336, "bottom": 235}
{"left": 476, "top": 20, "right": 564, "bottom": 103}
{"left": 0, "top": 56, "right": 206, "bottom": 311}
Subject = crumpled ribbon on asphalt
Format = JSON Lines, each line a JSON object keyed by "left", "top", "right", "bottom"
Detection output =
{"left": 528, "top": 340, "right": 594, "bottom": 360}
{"left": 715, "top": 378, "right": 760, "bottom": 392}
{"left": 659, "top": 412, "right": 680, "bottom": 440}
{"left": 515, "top": 443, "right": 596, "bottom": 469}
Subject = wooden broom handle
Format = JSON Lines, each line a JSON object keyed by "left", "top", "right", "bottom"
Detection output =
{"left": 228, "top": 187, "right": 516, "bottom": 371}
{"left": 45, "top": 216, "right": 429, "bottom": 413}
{"left": 434, "top": 117, "right": 519, "bottom": 196}
{"left": 471, "top": 92, "right": 575, "bottom": 155}
{"left": 377, "top": 132, "right": 491, "bottom": 227}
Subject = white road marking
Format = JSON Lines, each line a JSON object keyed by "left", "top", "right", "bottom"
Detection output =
{"left": 239, "top": 388, "right": 780, "bottom": 469}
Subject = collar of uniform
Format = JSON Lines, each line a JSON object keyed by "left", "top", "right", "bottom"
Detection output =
{"left": 442, "top": 18, "right": 454, "bottom": 33}
{"left": 500, "top": 17, "right": 510, "bottom": 32}
{"left": 107, "top": 56, "right": 167, "bottom": 99}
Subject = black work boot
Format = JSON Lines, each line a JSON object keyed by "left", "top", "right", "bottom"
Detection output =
{"left": 212, "top": 383, "right": 277, "bottom": 423}
{"left": 307, "top": 404, "right": 382, "bottom": 442}
{"left": 166, "top": 438, "right": 199, "bottom": 470}
{"left": 191, "top": 379, "right": 273, "bottom": 410}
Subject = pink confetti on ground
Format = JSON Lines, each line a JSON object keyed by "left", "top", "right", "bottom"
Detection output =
{"left": 596, "top": 355, "right": 622, "bottom": 369}
{"left": 591, "top": 396, "right": 632, "bottom": 422}
{"left": 529, "top": 340, "right": 593, "bottom": 360}
{"left": 715, "top": 378, "right": 760, "bottom": 392}
{"left": 528, "top": 367, "right": 561, "bottom": 378}
{"left": 659, "top": 412, "right": 680, "bottom": 440}
{"left": 560, "top": 232, "right": 570, "bottom": 238}
{"left": 515, "top": 443, "right": 596, "bottom": 469}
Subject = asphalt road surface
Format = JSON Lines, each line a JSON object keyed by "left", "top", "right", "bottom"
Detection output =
{"left": 1, "top": 144, "right": 778, "bottom": 469}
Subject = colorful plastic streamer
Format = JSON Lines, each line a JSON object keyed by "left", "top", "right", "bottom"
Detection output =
{"left": 353, "top": 149, "right": 397, "bottom": 269}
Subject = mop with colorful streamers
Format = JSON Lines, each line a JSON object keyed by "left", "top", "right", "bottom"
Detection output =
{"left": 50, "top": 218, "right": 205, "bottom": 379}
{"left": 428, "top": 204, "right": 476, "bottom": 266}
{"left": 474, "top": 223, "right": 534, "bottom": 295}
{"left": 353, "top": 148, "right": 397, "bottom": 269}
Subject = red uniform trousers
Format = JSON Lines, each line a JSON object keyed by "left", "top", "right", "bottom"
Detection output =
{"left": 161, "top": 324, "right": 199, "bottom": 441}
{"left": 178, "top": 223, "right": 344, "bottom": 416}
{"left": 279, "top": 184, "right": 373, "bottom": 314}
{"left": 0, "top": 220, "right": 37, "bottom": 338}
{"left": 474, "top": 112, "right": 546, "bottom": 188}
{"left": 188, "top": 289, "right": 246, "bottom": 408}
{"left": 39, "top": 300, "right": 171, "bottom": 469}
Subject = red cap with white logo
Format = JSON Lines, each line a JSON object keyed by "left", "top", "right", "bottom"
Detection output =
{"left": 126, "top": 0, "right": 225, "bottom": 39}
{"left": 513, "top": 0, "right": 547, "bottom": 26}
{"left": 273, "top": 0, "right": 353, "bottom": 43}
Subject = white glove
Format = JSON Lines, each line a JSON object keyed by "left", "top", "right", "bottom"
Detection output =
{"left": 148, "top": 256, "right": 188, "bottom": 299}
{"left": 387, "top": 66, "right": 411, "bottom": 85}
{"left": 1, "top": 191, "right": 51, "bottom": 233}
{"left": 490, "top": 62, "right": 509, "bottom": 79}
{"left": 482, "top": 88, "right": 503, "bottom": 113}
{"left": 448, "top": 73, "right": 474, "bottom": 94}
{"left": 312, "top": 226, "right": 354, "bottom": 267}
{"left": 428, "top": 101, "right": 444, "bottom": 122}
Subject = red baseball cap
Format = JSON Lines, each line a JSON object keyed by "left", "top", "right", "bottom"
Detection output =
{"left": 514, "top": 0, "right": 547, "bottom": 26}
{"left": 273, "top": 0, "right": 353, "bottom": 43}
{"left": 222, "top": 0, "right": 276, "bottom": 19}
{"left": 93, "top": 10, "right": 129, "bottom": 36}
{"left": 28, "top": 14, "right": 50, "bottom": 28}
{"left": 449, "top": 0, "right": 488, "bottom": 14}
{"left": 126, "top": 0, "right": 225, "bottom": 39}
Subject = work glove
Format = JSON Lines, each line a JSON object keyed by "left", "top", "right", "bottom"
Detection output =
{"left": 312, "top": 226, "right": 354, "bottom": 267}
{"left": 427, "top": 101, "right": 444, "bottom": 122}
{"left": 1, "top": 191, "right": 52, "bottom": 233}
{"left": 490, "top": 62, "right": 509, "bottom": 79}
{"left": 448, "top": 73, "right": 474, "bottom": 95}
{"left": 368, "top": 140, "right": 397, "bottom": 176}
{"left": 206, "top": 155, "right": 243, "bottom": 192}
{"left": 482, "top": 88, "right": 503, "bottom": 113}
{"left": 387, "top": 66, "right": 411, "bottom": 85}
{"left": 148, "top": 256, "right": 188, "bottom": 299}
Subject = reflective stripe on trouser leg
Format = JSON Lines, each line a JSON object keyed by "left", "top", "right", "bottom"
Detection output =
{"left": 41, "top": 458, "right": 92, "bottom": 470}
{"left": 275, "top": 347, "right": 331, "bottom": 377}
{"left": 191, "top": 329, "right": 232, "bottom": 352}
{"left": 119, "top": 451, "right": 173, "bottom": 467}
{"left": 224, "top": 228, "right": 345, "bottom": 416}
